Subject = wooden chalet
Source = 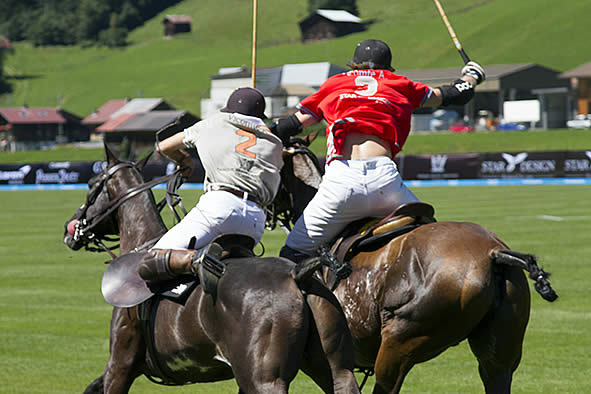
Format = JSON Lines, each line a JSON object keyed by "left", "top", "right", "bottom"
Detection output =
{"left": 96, "top": 107, "right": 199, "bottom": 159}
{"left": 163, "top": 15, "right": 192, "bottom": 37}
{"left": 82, "top": 98, "right": 130, "bottom": 140}
{"left": 0, "top": 106, "right": 86, "bottom": 151}
{"left": 0, "top": 35, "right": 13, "bottom": 51}
{"left": 560, "top": 62, "right": 591, "bottom": 115}
{"left": 299, "top": 9, "right": 364, "bottom": 42}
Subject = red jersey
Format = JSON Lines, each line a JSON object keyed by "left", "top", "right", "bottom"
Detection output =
{"left": 297, "top": 69, "right": 432, "bottom": 164}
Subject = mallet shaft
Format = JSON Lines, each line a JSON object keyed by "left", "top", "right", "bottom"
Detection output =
{"left": 432, "top": 0, "right": 471, "bottom": 64}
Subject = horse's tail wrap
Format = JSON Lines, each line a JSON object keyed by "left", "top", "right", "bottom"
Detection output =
{"left": 492, "top": 249, "right": 558, "bottom": 302}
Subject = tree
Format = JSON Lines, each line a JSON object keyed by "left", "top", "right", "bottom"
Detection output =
{"left": 119, "top": 1, "right": 142, "bottom": 31}
{"left": 0, "top": 0, "right": 185, "bottom": 47}
{"left": 26, "top": 8, "right": 77, "bottom": 46}
{"left": 76, "top": 0, "right": 112, "bottom": 43}
{"left": 308, "top": 0, "right": 359, "bottom": 16}
{"left": 99, "top": 13, "right": 128, "bottom": 48}
{"left": 0, "top": 47, "right": 11, "bottom": 94}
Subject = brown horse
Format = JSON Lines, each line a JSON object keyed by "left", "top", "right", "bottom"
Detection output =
{"left": 62, "top": 143, "right": 359, "bottom": 393}
{"left": 271, "top": 138, "right": 558, "bottom": 394}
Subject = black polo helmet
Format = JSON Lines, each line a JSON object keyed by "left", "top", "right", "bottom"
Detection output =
{"left": 221, "top": 87, "right": 267, "bottom": 119}
{"left": 347, "top": 39, "right": 395, "bottom": 71}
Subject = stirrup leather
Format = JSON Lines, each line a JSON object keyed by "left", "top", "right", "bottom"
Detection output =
{"left": 192, "top": 243, "right": 225, "bottom": 296}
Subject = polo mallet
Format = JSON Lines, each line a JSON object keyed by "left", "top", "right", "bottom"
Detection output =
{"left": 251, "top": 0, "right": 258, "bottom": 88}
{"left": 432, "top": 0, "right": 471, "bottom": 64}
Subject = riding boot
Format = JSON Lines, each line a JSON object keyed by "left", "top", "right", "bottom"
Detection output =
{"left": 138, "top": 249, "right": 197, "bottom": 282}
{"left": 139, "top": 244, "right": 226, "bottom": 283}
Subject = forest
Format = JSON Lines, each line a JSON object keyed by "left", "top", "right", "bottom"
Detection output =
{"left": 0, "top": 0, "right": 183, "bottom": 47}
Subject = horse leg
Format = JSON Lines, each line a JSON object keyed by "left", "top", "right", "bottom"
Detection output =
{"left": 468, "top": 267, "right": 531, "bottom": 394}
{"left": 301, "top": 280, "right": 360, "bottom": 394}
{"left": 370, "top": 319, "right": 418, "bottom": 394}
{"left": 83, "top": 374, "right": 104, "bottom": 393}
{"left": 102, "top": 308, "right": 145, "bottom": 393}
{"left": 222, "top": 288, "right": 307, "bottom": 394}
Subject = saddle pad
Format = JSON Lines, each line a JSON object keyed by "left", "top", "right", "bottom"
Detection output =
{"left": 148, "top": 275, "right": 199, "bottom": 304}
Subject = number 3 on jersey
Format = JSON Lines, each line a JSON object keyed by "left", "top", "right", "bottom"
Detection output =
{"left": 235, "top": 129, "right": 256, "bottom": 158}
{"left": 355, "top": 76, "right": 378, "bottom": 96}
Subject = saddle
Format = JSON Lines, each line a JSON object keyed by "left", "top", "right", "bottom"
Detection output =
{"left": 196, "top": 234, "right": 255, "bottom": 296}
{"left": 331, "top": 202, "right": 436, "bottom": 264}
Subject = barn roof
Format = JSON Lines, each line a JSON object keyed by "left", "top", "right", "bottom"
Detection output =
{"left": 0, "top": 107, "right": 67, "bottom": 124}
{"left": 163, "top": 15, "right": 192, "bottom": 24}
{"left": 559, "top": 62, "right": 591, "bottom": 78}
{"left": 96, "top": 111, "right": 199, "bottom": 133}
{"left": 314, "top": 9, "right": 361, "bottom": 23}
{"left": 110, "top": 98, "right": 173, "bottom": 118}
{"left": 397, "top": 64, "right": 539, "bottom": 84}
{"left": 117, "top": 110, "right": 188, "bottom": 132}
{"left": 82, "top": 99, "right": 129, "bottom": 125}
{"left": 281, "top": 62, "right": 346, "bottom": 87}
{"left": 210, "top": 62, "right": 346, "bottom": 94}
{"left": 96, "top": 113, "right": 137, "bottom": 132}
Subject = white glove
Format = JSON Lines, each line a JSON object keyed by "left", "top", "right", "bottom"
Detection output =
{"left": 461, "top": 61, "right": 485, "bottom": 85}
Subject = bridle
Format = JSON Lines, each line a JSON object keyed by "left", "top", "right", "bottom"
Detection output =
{"left": 70, "top": 161, "right": 186, "bottom": 258}
{"left": 266, "top": 138, "right": 322, "bottom": 233}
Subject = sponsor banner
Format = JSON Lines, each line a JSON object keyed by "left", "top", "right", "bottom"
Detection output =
{"left": 563, "top": 150, "right": 591, "bottom": 178}
{"left": 398, "top": 153, "right": 480, "bottom": 180}
{"left": 479, "top": 151, "right": 591, "bottom": 179}
{"left": 0, "top": 162, "right": 100, "bottom": 185}
{"left": 0, "top": 160, "right": 205, "bottom": 185}
{"left": 2, "top": 151, "right": 590, "bottom": 184}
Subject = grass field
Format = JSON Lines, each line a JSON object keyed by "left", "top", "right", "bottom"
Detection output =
{"left": 1, "top": 183, "right": 590, "bottom": 393}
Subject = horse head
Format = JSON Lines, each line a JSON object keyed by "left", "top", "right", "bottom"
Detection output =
{"left": 269, "top": 133, "right": 322, "bottom": 230}
{"left": 63, "top": 142, "right": 153, "bottom": 253}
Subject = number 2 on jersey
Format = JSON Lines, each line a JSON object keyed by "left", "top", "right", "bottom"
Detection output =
{"left": 235, "top": 129, "right": 256, "bottom": 158}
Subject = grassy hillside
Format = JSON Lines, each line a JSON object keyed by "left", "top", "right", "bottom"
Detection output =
{"left": 2, "top": 0, "right": 591, "bottom": 118}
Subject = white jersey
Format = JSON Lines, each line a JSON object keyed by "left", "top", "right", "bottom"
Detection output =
{"left": 183, "top": 112, "right": 283, "bottom": 206}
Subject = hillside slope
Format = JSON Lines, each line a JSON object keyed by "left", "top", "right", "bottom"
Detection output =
{"left": 2, "top": 0, "right": 591, "bottom": 117}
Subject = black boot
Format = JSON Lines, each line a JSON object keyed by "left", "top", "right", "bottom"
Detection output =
{"left": 279, "top": 245, "right": 312, "bottom": 264}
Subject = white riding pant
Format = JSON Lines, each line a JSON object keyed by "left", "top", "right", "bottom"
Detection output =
{"left": 285, "top": 156, "right": 419, "bottom": 255}
{"left": 153, "top": 190, "right": 266, "bottom": 250}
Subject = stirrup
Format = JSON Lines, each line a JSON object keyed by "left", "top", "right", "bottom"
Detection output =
{"left": 318, "top": 246, "right": 352, "bottom": 281}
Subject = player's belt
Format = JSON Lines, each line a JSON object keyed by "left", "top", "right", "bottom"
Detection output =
{"left": 208, "top": 186, "right": 262, "bottom": 208}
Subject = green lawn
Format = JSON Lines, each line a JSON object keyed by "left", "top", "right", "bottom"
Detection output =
{"left": 1, "top": 184, "right": 589, "bottom": 392}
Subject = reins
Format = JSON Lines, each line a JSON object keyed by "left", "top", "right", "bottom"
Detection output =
{"left": 73, "top": 160, "right": 186, "bottom": 258}
{"left": 267, "top": 140, "right": 321, "bottom": 233}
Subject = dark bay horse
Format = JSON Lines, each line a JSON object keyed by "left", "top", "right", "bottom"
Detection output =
{"left": 62, "top": 144, "right": 359, "bottom": 393}
{"left": 271, "top": 138, "right": 557, "bottom": 394}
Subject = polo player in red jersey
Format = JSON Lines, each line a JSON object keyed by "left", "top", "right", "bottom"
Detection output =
{"left": 271, "top": 39, "right": 485, "bottom": 262}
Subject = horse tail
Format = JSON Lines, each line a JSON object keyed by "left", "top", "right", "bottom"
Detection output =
{"left": 492, "top": 249, "right": 558, "bottom": 302}
{"left": 291, "top": 257, "right": 323, "bottom": 287}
